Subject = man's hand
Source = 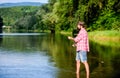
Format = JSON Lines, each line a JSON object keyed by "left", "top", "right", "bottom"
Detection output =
{"left": 72, "top": 44, "right": 76, "bottom": 47}
{"left": 68, "top": 36, "right": 74, "bottom": 40}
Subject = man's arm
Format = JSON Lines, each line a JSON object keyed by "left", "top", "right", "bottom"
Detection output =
{"left": 68, "top": 36, "right": 74, "bottom": 41}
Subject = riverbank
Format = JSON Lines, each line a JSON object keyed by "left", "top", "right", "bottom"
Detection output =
{"left": 88, "top": 30, "right": 120, "bottom": 47}
{"left": 61, "top": 30, "right": 120, "bottom": 47}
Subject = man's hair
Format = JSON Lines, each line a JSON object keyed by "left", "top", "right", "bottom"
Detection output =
{"left": 78, "top": 21, "right": 85, "bottom": 28}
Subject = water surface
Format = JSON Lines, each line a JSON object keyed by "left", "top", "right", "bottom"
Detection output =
{"left": 0, "top": 33, "right": 119, "bottom": 78}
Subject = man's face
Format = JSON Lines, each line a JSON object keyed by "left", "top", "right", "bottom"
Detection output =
{"left": 77, "top": 24, "right": 81, "bottom": 29}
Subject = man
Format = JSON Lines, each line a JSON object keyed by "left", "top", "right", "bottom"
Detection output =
{"left": 68, "top": 21, "right": 90, "bottom": 78}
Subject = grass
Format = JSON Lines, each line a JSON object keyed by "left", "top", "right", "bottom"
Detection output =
{"left": 88, "top": 30, "right": 120, "bottom": 41}
{"left": 89, "top": 30, "right": 120, "bottom": 37}
{"left": 88, "top": 30, "right": 120, "bottom": 47}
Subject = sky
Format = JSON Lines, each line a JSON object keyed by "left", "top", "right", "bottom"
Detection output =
{"left": 0, "top": 0, "right": 48, "bottom": 4}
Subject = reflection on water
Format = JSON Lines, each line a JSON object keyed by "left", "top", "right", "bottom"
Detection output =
{"left": 0, "top": 33, "right": 57, "bottom": 78}
{"left": 0, "top": 51, "right": 57, "bottom": 78}
{"left": 0, "top": 33, "right": 120, "bottom": 78}
{"left": 89, "top": 40, "right": 120, "bottom": 78}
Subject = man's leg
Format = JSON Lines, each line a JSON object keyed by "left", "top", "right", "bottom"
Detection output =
{"left": 76, "top": 60, "right": 80, "bottom": 74}
{"left": 76, "top": 72, "right": 80, "bottom": 78}
{"left": 83, "top": 61, "right": 89, "bottom": 78}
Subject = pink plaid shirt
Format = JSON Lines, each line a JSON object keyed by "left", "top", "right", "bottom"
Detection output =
{"left": 74, "top": 28, "right": 89, "bottom": 52}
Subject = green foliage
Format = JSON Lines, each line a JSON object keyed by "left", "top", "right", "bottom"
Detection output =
{"left": 75, "top": 4, "right": 88, "bottom": 21}
{"left": 48, "top": 0, "right": 120, "bottom": 31}
{"left": 91, "top": 10, "right": 114, "bottom": 30}
{"left": 0, "top": 0, "right": 119, "bottom": 32}
{"left": 0, "top": 6, "right": 41, "bottom": 32}
{"left": 88, "top": 0, "right": 120, "bottom": 31}
{"left": 14, "top": 15, "right": 37, "bottom": 31}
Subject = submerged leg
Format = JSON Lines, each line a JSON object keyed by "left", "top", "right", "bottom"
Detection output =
{"left": 76, "top": 60, "right": 80, "bottom": 74}
{"left": 83, "top": 61, "right": 89, "bottom": 78}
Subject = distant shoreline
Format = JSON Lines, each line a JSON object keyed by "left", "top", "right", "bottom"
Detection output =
{"left": 0, "top": 2, "right": 45, "bottom": 8}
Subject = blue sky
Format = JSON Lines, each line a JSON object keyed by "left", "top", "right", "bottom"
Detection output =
{"left": 0, "top": 0, "right": 48, "bottom": 4}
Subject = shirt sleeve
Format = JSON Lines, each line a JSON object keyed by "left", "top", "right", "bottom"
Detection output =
{"left": 74, "top": 31, "right": 83, "bottom": 42}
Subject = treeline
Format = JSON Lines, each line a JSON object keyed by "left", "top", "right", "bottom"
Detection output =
{"left": 41, "top": 0, "right": 120, "bottom": 32}
{"left": 0, "top": 0, "right": 120, "bottom": 33}
{"left": 0, "top": 6, "right": 43, "bottom": 32}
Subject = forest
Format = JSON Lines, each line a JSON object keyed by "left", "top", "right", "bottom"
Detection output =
{"left": 0, "top": 0, "right": 120, "bottom": 33}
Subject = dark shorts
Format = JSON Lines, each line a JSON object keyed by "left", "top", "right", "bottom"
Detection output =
{"left": 76, "top": 50, "right": 87, "bottom": 62}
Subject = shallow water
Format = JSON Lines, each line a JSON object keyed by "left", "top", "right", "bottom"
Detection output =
{"left": 0, "top": 33, "right": 119, "bottom": 78}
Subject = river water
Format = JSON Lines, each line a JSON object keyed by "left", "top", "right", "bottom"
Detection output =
{"left": 0, "top": 33, "right": 119, "bottom": 78}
